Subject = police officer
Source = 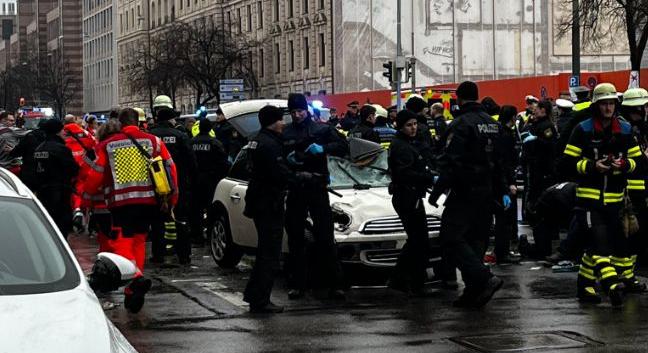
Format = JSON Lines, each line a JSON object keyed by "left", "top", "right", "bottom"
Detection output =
{"left": 340, "top": 100, "right": 360, "bottom": 131}
{"left": 429, "top": 103, "right": 448, "bottom": 156}
{"left": 373, "top": 104, "right": 396, "bottom": 148}
{"left": 387, "top": 110, "right": 436, "bottom": 295}
{"left": 521, "top": 100, "right": 558, "bottom": 251}
{"left": 516, "top": 95, "right": 539, "bottom": 134}
{"left": 10, "top": 119, "right": 47, "bottom": 190}
{"left": 405, "top": 95, "right": 434, "bottom": 147}
{"left": 189, "top": 119, "right": 229, "bottom": 245}
{"left": 34, "top": 119, "right": 79, "bottom": 238}
{"left": 431, "top": 81, "right": 507, "bottom": 308}
{"left": 349, "top": 105, "right": 381, "bottom": 144}
{"left": 149, "top": 107, "right": 197, "bottom": 264}
{"left": 242, "top": 105, "right": 294, "bottom": 314}
{"left": 555, "top": 98, "right": 575, "bottom": 157}
{"left": 283, "top": 93, "right": 349, "bottom": 300}
{"left": 558, "top": 83, "right": 640, "bottom": 306}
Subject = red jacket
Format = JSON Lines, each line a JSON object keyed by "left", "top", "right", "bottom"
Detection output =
{"left": 84, "top": 125, "right": 178, "bottom": 209}
{"left": 63, "top": 123, "right": 96, "bottom": 165}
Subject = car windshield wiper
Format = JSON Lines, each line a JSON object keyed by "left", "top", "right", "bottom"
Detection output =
{"left": 362, "top": 165, "right": 389, "bottom": 174}
{"left": 335, "top": 160, "right": 372, "bottom": 189}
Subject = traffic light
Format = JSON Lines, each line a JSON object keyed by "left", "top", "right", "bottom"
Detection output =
{"left": 382, "top": 61, "right": 394, "bottom": 83}
{"left": 404, "top": 59, "right": 415, "bottom": 83}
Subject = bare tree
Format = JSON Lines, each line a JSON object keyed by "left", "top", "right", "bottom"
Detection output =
{"left": 37, "top": 54, "right": 75, "bottom": 119}
{"left": 557, "top": 0, "right": 648, "bottom": 71}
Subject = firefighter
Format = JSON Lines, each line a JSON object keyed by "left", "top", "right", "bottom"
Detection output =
{"left": 618, "top": 87, "right": 648, "bottom": 293}
{"left": 349, "top": 105, "right": 381, "bottom": 144}
{"left": 34, "top": 119, "right": 79, "bottom": 238}
{"left": 283, "top": 93, "right": 349, "bottom": 300}
{"left": 189, "top": 119, "right": 229, "bottom": 245}
{"left": 134, "top": 108, "right": 148, "bottom": 131}
{"left": 149, "top": 107, "right": 197, "bottom": 265}
{"left": 430, "top": 81, "right": 507, "bottom": 308}
{"left": 520, "top": 100, "right": 558, "bottom": 256}
{"left": 242, "top": 105, "right": 293, "bottom": 314}
{"left": 85, "top": 108, "right": 178, "bottom": 313}
{"left": 387, "top": 110, "right": 436, "bottom": 296}
{"left": 558, "top": 83, "right": 640, "bottom": 306}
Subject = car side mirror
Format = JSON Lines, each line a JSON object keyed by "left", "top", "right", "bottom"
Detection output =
{"left": 87, "top": 252, "right": 139, "bottom": 293}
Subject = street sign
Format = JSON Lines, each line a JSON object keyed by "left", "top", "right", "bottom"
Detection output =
{"left": 219, "top": 84, "right": 244, "bottom": 93}
{"left": 220, "top": 92, "right": 246, "bottom": 101}
{"left": 219, "top": 79, "right": 243, "bottom": 84}
{"left": 569, "top": 75, "right": 580, "bottom": 88}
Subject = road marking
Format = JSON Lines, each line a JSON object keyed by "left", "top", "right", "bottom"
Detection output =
{"left": 195, "top": 282, "right": 248, "bottom": 308}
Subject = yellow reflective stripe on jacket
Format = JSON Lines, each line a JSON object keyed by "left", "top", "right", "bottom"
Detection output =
{"left": 628, "top": 158, "right": 637, "bottom": 173}
{"left": 576, "top": 187, "right": 600, "bottom": 200}
{"left": 573, "top": 101, "right": 591, "bottom": 112}
{"left": 603, "top": 192, "right": 624, "bottom": 203}
{"left": 576, "top": 159, "right": 589, "bottom": 174}
{"left": 628, "top": 146, "right": 641, "bottom": 158}
{"left": 491, "top": 114, "right": 499, "bottom": 121}
{"left": 192, "top": 122, "right": 216, "bottom": 137}
{"left": 628, "top": 179, "right": 646, "bottom": 190}
{"left": 564, "top": 144, "right": 582, "bottom": 157}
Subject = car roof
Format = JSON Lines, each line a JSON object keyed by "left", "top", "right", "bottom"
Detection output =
{"left": 0, "top": 167, "right": 31, "bottom": 198}
{"left": 221, "top": 99, "right": 288, "bottom": 120}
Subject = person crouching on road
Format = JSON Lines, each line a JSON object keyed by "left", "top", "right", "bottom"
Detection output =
{"left": 34, "top": 119, "right": 80, "bottom": 239}
{"left": 242, "top": 105, "right": 293, "bottom": 314}
{"left": 387, "top": 110, "right": 436, "bottom": 296}
{"left": 85, "top": 108, "right": 179, "bottom": 313}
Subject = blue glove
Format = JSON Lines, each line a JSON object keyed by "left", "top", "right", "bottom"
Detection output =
{"left": 502, "top": 195, "right": 512, "bottom": 210}
{"left": 523, "top": 134, "right": 537, "bottom": 143}
{"left": 305, "top": 143, "right": 324, "bottom": 155}
{"left": 287, "top": 151, "right": 303, "bottom": 165}
{"left": 433, "top": 175, "right": 439, "bottom": 184}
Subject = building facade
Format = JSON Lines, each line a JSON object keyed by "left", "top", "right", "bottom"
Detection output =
{"left": 83, "top": 0, "right": 118, "bottom": 114}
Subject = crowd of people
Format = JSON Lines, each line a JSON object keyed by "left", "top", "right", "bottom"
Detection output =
{"left": 1, "top": 79, "right": 648, "bottom": 314}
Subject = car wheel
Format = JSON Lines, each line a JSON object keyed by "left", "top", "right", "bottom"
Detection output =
{"left": 209, "top": 211, "right": 243, "bottom": 269}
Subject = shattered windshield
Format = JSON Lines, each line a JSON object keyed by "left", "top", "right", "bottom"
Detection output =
{"left": 328, "top": 151, "right": 390, "bottom": 190}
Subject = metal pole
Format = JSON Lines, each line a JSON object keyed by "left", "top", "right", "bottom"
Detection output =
{"left": 411, "top": 0, "right": 415, "bottom": 90}
{"left": 572, "top": 0, "right": 580, "bottom": 77}
{"left": 396, "top": 0, "right": 402, "bottom": 110}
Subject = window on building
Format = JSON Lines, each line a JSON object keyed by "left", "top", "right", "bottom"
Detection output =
{"left": 275, "top": 43, "right": 280, "bottom": 73}
{"left": 259, "top": 48, "right": 264, "bottom": 77}
{"left": 318, "top": 0, "right": 324, "bottom": 10}
{"left": 273, "top": 0, "right": 279, "bottom": 22}
{"left": 319, "top": 33, "right": 325, "bottom": 67}
{"left": 227, "top": 11, "right": 231, "bottom": 33}
{"left": 158, "top": 0, "right": 162, "bottom": 25}
{"left": 186, "top": 0, "right": 189, "bottom": 8}
{"left": 247, "top": 5, "right": 252, "bottom": 32}
{"left": 257, "top": 1, "right": 263, "bottom": 28}
{"left": 131, "top": 8, "right": 134, "bottom": 29}
{"left": 289, "top": 40, "right": 294, "bottom": 71}
{"left": 303, "top": 0, "right": 308, "bottom": 14}
{"left": 120, "top": 14, "right": 123, "bottom": 32}
{"left": 180, "top": 0, "right": 183, "bottom": 10}
{"left": 125, "top": 11, "right": 129, "bottom": 30}
{"left": 288, "top": 0, "right": 293, "bottom": 18}
{"left": 303, "top": 36, "right": 309, "bottom": 69}
{"left": 237, "top": 8, "right": 242, "bottom": 33}
{"left": 151, "top": 2, "right": 155, "bottom": 28}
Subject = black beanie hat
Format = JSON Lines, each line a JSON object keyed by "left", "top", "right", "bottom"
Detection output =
{"left": 156, "top": 107, "right": 176, "bottom": 122}
{"left": 199, "top": 118, "right": 213, "bottom": 134}
{"left": 405, "top": 96, "right": 427, "bottom": 114}
{"left": 259, "top": 105, "right": 284, "bottom": 128}
{"left": 42, "top": 118, "right": 64, "bottom": 135}
{"left": 287, "top": 93, "right": 308, "bottom": 111}
{"left": 457, "top": 81, "right": 479, "bottom": 101}
{"left": 396, "top": 110, "right": 418, "bottom": 129}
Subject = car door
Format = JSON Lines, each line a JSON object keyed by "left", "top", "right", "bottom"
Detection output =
{"left": 222, "top": 147, "right": 258, "bottom": 248}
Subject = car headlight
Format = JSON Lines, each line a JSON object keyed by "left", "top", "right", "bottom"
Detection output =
{"left": 331, "top": 203, "right": 352, "bottom": 233}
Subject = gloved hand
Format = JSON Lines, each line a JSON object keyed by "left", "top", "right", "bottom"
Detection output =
{"left": 433, "top": 175, "right": 439, "bottom": 184}
{"left": 305, "top": 143, "right": 324, "bottom": 155}
{"left": 287, "top": 151, "right": 303, "bottom": 165}
{"left": 502, "top": 195, "right": 512, "bottom": 210}
{"left": 523, "top": 134, "right": 537, "bottom": 143}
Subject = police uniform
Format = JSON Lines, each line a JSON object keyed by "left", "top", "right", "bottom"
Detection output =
{"left": 387, "top": 111, "right": 435, "bottom": 294}
{"left": 10, "top": 127, "right": 46, "bottom": 190}
{"left": 189, "top": 124, "right": 229, "bottom": 243}
{"left": 494, "top": 122, "right": 519, "bottom": 262}
{"left": 242, "top": 106, "right": 294, "bottom": 312}
{"left": 283, "top": 94, "right": 349, "bottom": 296}
{"left": 429, "top": 114, "right": 448, "bottom": 156}
{"left": 432, "top": 92, "right": 507, "bottom": 307}
{"left": 558, "top": 83, "right": 640, "bottom": 305}
{"left": 149, "top": 113, "right": 197, "bottom": 263}
{"left": 34, "top": 123, "right": 79, "bottom": 238}
{"left": 349, "top": 120, "right": 381, "bottom": 144}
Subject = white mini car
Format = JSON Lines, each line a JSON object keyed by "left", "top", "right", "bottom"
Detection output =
{"left": 0, "top": 168, "right": 138, "bottom": 353}
{"left": 208, "top": 100, "right": 443, "bottom": 269}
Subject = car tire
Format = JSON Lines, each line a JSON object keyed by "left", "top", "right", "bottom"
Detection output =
{"left": 209, "top": 211, "right": 243, "bottom": 269}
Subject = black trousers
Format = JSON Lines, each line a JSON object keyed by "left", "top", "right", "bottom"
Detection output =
{"left": 494, "top": 196, "right": 518, "bottom": 259}
{"left": 285, "top": 186, "right": 343, "bottom": 290}
{"left": 39, "top": 187, "right": 72, "bottom": 238}
{"left": 189, "top": 175, "right": 218, "bottom": 240}
{"left": 243, "top": 211, "right": 284, "bottom": 307}
{"left": 151, "top": 191, "right": 191, "bottom": 261}
{"left": 440, "top": 198, "right": 493, "bottom": 290}
{"left": 391, "top": 192, "right": 430, "bottom": 290}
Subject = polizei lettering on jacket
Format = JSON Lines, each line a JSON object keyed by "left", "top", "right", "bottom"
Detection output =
{"left": 477, "top": 123, "right": 499, "bottom": 134}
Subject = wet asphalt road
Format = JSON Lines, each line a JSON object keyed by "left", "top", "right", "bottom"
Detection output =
{"left": 70, "top": 235, "right": 648, "bottom": 353}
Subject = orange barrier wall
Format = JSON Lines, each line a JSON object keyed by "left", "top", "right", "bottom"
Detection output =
{"left": 310, "top": 69, "right": 648, "bottom": 113}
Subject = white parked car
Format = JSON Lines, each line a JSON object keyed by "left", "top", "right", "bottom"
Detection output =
{"left": 0, "top": 168, "right": 138, "bottom": 353}
{"left": 208, "top": 99, "right": 443, "bottom": 269}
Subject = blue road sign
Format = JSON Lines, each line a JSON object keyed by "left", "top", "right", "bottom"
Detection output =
{"left": 569, "top": 75, "right": 580, "bottom": 88}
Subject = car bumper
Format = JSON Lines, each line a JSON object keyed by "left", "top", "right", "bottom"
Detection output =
{"left": 334, "top": 231, "right": 441, "bottom": 267}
